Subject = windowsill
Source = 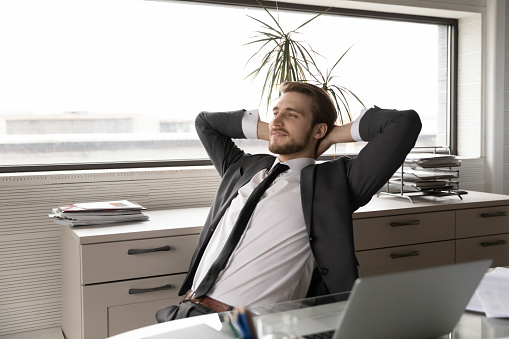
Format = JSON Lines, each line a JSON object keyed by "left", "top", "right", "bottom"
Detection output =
{"left": 0, "top": 156, "right": 485, "bottom": 179}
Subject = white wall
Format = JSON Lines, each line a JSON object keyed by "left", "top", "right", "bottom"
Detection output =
{"left": 1, "top": 0, "right": 505, "bottom": 336}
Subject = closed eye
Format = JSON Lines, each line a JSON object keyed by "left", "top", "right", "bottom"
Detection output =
{"left": 272, "top": 109, "right": 301, "bottom": 118}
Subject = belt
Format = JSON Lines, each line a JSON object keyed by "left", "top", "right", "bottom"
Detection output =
{"left": 180, "top": 290, "right": 233, "bottom": 313}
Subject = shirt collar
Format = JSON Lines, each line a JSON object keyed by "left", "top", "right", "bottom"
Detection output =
{"left": 270, "top": 157, "right": 316, "bottom": 173}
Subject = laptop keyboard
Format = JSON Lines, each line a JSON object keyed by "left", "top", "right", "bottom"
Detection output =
{"left": 302, "top": 330, "right": 335, "bottom": 339}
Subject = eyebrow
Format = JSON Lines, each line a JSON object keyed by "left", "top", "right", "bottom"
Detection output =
{"left": 273, "top": 106, "right": 301, "bottom": 114}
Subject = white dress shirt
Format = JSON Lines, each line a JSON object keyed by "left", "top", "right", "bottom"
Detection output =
{"left": 191, "top": 109, "right": 366, "bottom": 307}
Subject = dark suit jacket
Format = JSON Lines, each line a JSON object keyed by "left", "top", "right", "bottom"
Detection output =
{"left": 179, "top": 106, "right": 422, "bottom": 298}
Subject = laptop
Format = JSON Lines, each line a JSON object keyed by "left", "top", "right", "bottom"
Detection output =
{"left": 300, "top": 260, "right": 491, "bottom": 339}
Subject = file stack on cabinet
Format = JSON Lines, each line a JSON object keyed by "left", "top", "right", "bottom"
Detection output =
{"left": 60, "top": 208, "right": 208, "bottom": 339}
{"left": 380, "top": 152, "right": 462, "bottom": 202}
{"left": 50, "top": 200, "right": 149, "bottom": 227}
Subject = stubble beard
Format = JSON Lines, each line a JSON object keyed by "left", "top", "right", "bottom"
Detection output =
{"left": 268, "top": 132, "right": 312, "bottom": 156}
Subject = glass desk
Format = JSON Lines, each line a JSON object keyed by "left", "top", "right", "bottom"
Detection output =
{"left": 110, "top": 292, "right": 509, "bottom": 339}
{"left": 247, "top": 292, "right": 509, "bottom": 339}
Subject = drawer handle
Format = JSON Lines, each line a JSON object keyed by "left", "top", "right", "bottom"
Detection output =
{"left": 390, "top": 251, "right": 420, "bottom": 259}
{"left": 480, "top": 240, "right": 507, "bottom": 247}
{"left": 390, "top": 220, "right": 420, "bottom": 227}
{"left": 128, "top": 284, "right": 172, "bottom": 295}
{"left": 127, "top": 245, "right": 171, "bottom": 255}
{"left": 481, "top": 212, "right": 507, "bottom": 218}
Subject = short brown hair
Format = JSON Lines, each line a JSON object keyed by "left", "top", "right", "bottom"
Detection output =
{"left": 280, "top": 82, "right": 338, "bottom": 137}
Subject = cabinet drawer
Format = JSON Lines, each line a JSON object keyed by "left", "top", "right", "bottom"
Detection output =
{"left": 456, "top": 206, "right": 509, "bottom": 238}
{"left": 82, "top": 234, "right": 199, "bottom": 284}
{"left": 83, "top": 274, "right": 185, "bottom": 339}
{"left": 354, "top": 211, "right": 455, "bottom": 250}
{"left": 456, "top": 234, "right": 509, "bottom": 267}
{"left": 356, "top": 240, "right": 455, "bottom": 277}
{"left": 108, "top": 297, "right": 181, "bottom": 337}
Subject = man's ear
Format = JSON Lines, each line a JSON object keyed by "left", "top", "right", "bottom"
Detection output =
{"left": 313, "top": 123, "right": 328, "bottom": 140}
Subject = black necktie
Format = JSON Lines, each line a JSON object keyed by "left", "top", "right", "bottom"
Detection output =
{"left": 194, "top": 162, "right": 290, "bottom": 298}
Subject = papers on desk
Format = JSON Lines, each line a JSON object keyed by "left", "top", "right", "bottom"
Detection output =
{"left": 467, "top": 267, "right": 509, "bottom": 318}
{"left": 49, "top": 200, "right": 149, "bottom": 227}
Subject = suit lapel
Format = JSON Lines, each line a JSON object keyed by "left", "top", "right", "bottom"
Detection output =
{"left": 230, "top": 157, "right": 275, "bottom": 195}
{"left": 206, "top": 156, "right": 276, "bottom": 238}
{"left": 301, "top": 164, "right": 316, "bottom": 236}
{"left": 203, "top": 156, "right": 276, "bottom": 250}
{"left": 181, "top": 157, "right": 276, "bottom": 293}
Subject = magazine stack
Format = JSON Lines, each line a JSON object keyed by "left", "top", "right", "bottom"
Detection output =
{"left": 49, "top": 200, "right": 149, "bottom": 227}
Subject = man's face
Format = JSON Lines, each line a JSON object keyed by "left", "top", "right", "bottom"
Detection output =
{"left": 269, "top": 91, "right": 318, "bottom": 161}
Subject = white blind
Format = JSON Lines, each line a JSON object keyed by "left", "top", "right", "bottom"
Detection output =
{"left": 0, "top": 167, "right": 220, "bottom": 337}
{"left": 457, "top": 14, "right": 483, "bottom": 158}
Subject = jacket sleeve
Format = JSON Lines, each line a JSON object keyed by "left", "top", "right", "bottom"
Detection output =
{"left": 346, "top": 106, "right": 422, "bottom": 210}
{"left": 195, "top": 110, "right": 249, "bottom": 177}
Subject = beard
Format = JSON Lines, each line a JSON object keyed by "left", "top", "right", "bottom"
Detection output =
{"left": 268, "top": 132, "right": 312, "bottom": 155}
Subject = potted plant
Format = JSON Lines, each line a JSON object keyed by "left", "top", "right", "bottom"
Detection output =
{"left": 244, "top": 1, "right": 364, "bottom": 123}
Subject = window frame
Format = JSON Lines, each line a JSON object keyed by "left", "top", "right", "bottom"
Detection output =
{"left": 0, "top": 0, "right": 458, "bottom": 173}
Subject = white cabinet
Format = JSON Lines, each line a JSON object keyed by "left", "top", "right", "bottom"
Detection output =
{"left": 354, "top": 191, "right": 509, "bottom": 277}
{"left": 61, "top": 208, "right": 208, "bottom": 339}
{"left": 61, "top": 192, "right": 509, "bottom": 338}
{"left": 456, "top": 205, "right": 509, "bottom": 266}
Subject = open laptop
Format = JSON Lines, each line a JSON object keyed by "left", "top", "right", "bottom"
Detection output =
{"left": 300, "top": 259, "right": 491, "bottom": 339}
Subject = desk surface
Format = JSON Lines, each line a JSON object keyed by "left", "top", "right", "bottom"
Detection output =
{"left": 109, "top": 293, "right": 509, "bottom": 339}
{"left": 64, "top": 207, "right": 209, "bottom": 244}
{"left": 64, "top": 190, "right": 509, "bottom": 244}
{"left": 355, "top": 190, "right": 509, "bottom": 218}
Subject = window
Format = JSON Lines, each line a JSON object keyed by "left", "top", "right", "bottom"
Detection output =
{"left": 0, "top": 0, "right": 457, "bottom": 171}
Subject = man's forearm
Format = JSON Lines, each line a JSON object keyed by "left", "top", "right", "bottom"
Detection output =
{"left": 326, "top": 123, "right": 355, "bottom": 144}
{"left": 257, "top": 121, "right": 270, "bottom": 141}
{"left": 315, "top": 122, "right": 355, "bottom": 158}
{"left": 196, "top": 110, "right": 247, "bottom": 176}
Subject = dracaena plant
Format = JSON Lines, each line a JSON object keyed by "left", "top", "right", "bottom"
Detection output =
{"left": 245, "top": 1, "right": 364, "bottom": 123}
{"left": 308, "top": 46, "right": 365, "bottom": 124}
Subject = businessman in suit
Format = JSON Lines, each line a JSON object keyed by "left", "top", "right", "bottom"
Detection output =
{"left": 156, "top": 82, "right": 421, "bottom": 321}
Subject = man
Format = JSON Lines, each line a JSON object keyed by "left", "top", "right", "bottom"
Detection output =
{"left": 156, "top": 82, "right": 421, "bottom": 321}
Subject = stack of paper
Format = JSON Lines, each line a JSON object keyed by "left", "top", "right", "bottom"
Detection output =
{"left": 466, "top": 267, "right": 509, "bottom": 318}
{"left": 388, "top": 153, "right": 462, "bottom": 193}
{"left": 49, "top": 200, "right": 149, "bottom": 227}
{"left": 393, "top": 168, "right": 460, "bottom": 181}
{"left": 405, "top": 153, "right": 461, "bottom": 168}
{"left": 391, "top": 168, "right": 460, "bottom": 190}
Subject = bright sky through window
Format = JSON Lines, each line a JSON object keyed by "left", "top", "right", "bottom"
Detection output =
{"left": 0, "top": 0, "right": 446, "bottom": 166}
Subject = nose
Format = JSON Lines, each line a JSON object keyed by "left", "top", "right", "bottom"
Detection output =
{"left": 272, "top": 113, "right": 284, "bottom": 126}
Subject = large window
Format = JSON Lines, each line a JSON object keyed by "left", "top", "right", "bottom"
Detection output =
{"left": 0, "top": 0, "right": 457, "bottom": 171}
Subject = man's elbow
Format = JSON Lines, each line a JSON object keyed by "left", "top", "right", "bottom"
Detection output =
{"left": 195, "top": 111, "right": 207, "bottom": 125}
{"left": 195, "top": 111, "right": 210, "bottom": 133}
{"left": 405, "top": 109, "right": 423, "bottom": 137}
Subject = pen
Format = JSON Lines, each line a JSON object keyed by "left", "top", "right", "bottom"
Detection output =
{"left": 224, "top": 314, "right": 240, "bottom": 338}
{"left": 238, "top": 311, "right": 252, "bottom": 339}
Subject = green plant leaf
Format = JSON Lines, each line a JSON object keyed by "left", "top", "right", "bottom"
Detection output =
{"left": 255, "top": 0, "right": 285, "bottom": 34}
{"left": 246, "top": 14, "right": 283, "bottom": 35}
{"left": 244, "top": 2, "right": 363, "bottom": 119}
{"left": 293, "top": 7, "right": 331, "bottom": 32}
{"left": 329, "top": 45, "right": 353, "bottom": 74}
